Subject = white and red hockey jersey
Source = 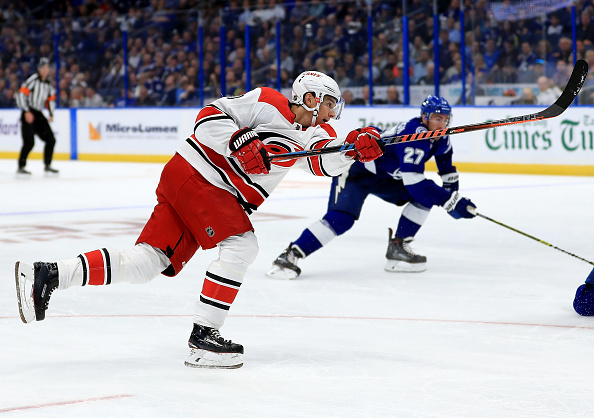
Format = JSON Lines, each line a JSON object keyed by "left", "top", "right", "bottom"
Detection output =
{"left": 177, "top": 87, "right": 354, "bottom": 213}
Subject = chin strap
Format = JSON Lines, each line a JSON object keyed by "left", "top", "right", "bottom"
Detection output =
{"left": 301, "top": 92, "right": 320, "bottom": 126}
{"left": 310, "top": 108, "right": 319, "bottom": 126}
{"left": 299, "top": 102, "right": 319, "bottom": 127}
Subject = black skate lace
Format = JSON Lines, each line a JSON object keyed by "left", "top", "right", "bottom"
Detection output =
{"left": 211, "top": 329, "right": 232, "bottom": 344}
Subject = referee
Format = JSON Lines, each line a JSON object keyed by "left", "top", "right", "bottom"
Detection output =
{"left": 15, "top": 57, "right": 59, "bottom": 175}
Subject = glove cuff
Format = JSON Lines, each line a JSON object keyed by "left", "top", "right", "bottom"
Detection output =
{"left": 440, "top": 171, "right": 459, "bottom": 184}
{"left": 443, "top": 191, "right": 460, "bottom": 212}
{"left": 230, "top": 128, "right": 259, "bottom": 152}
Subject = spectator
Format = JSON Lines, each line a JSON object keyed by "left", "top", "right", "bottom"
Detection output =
{"left": 135, "top": 86, "right": 157, "bottom": 107}
{"left": 69, "top": 86, "right": 85, "bottom": 107}
{"left": 176, "top": 76, "right": 196, "bottom": 105}
{"left": 554, "top": 36, "right": 573, "bottom": 64}
{"left": 535, "top": 39, "right": 556, "bottom": 75}
{"left": 487, "top": 57, "right": 518, "bottom": 84}
{"left": 0, "top": 87, "right": 16, "bottom": 108}
{"left": 482, "top": 38, "right": 500, "bottom": 72}
{"left": 251, "top": 0, "right": 285, "bottom": 24}
{"left": 576, "top": 10, "right": 594, "bottom": 43}
{"left": 351, "top": 85, "right": 368, "bottom": 105}
{"left": 348, "top": 63, "right": 368, "bottom": 87}
{"left": 301, "top": 0, "right": 326, "bottom": 26}
{"left": 551, "top": 59, "right": 572, "bottom": 88}
{"left": 279, "top": 49, "right": 294, "bottom": 75}
{"left": 412, "top": 46, "right": 433, "bottom": 84}
{"left": 342, "top": 89, "right": 354, "bottom": 106}
{"left": 128, "top": 46, "right": 142, "bottom": 70}
{"left": 160, "top": 74, "right": 178, "bottom": 106}
{"left": 536, "top": 76, "right": 562, "bottom": 105}
{"left": 385, "top": 85, "right": 402, "bottom": 105}
{"left": 442, "top": 58, "right": 463, "bottom": 84}
{"left": 512, "top": 87, "right": 537, "bottom": 105}
{"left": 516, "top": 41, "right": 538, "bottom": 73}
{"left": 334, "top": 66, "right": 351, "bottom": 89}
{"left": 531, "top": 59, "right": 547, "bottom": 81}
{"left": 500, "top": 39, "right": 518, "bottom": 65}
{"left": 82, "top": 87, "right": 105, "bottom": 108}
{"left": 376, "top": 64, "right": 397, "bottom": 86}
{"left": 545, "top": 14, "right": 565, "bottom": 46}
{"left": 416, "top": 63, "right": 435, "bottom": 85}
{"left": 446, "top": 16, "right": 461, "bottom": 44}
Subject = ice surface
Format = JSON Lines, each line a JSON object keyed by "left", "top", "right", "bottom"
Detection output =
{"left": 2, "top": 158, "right": 594, "bottom": 417}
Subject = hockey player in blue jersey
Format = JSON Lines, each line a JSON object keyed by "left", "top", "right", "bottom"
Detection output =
{"left": 267, "top": 95, "right": 477, "bottom": 279}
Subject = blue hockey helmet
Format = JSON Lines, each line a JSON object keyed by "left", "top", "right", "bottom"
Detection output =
{"left": 420, "top": 95, "right": 452, "bottom": 125}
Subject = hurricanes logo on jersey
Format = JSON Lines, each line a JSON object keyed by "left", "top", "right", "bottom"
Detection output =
{"left": 206, "top": 227, "right": 215, "bottom": 237}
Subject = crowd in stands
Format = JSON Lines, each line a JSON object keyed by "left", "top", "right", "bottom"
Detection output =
{"left": 1, "top": 0, "right": 594, "bottom": 109}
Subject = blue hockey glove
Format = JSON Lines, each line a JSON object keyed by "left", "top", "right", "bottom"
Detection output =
{"left": 440, "top": 169, "right": 459, "bottom": 192}
{"left": 443, "top": 191, "right": 476, "bottom": 219}
{"left": 574, "top": 283, "right": 594, "bottom": 316}
{"left": 574, "top": 268, "right": 594, "bottom": 316}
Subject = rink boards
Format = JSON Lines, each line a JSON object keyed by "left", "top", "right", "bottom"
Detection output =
{"left": 1, "top": 106, "right": 593, "bottom": 175}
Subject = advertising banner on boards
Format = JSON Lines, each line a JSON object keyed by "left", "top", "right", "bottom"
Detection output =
{"left": 0, "top": 109, "right": 71, "bottom": 157}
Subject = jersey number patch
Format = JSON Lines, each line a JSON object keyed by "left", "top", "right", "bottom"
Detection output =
{"left": 403, "top": 147, "right": 425, "bottom": 165}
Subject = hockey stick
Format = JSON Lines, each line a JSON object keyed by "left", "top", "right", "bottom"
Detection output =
{"left": 468, "top": 207, "right": 594, "bottom": 266}
{"left": 269, "top": 59, "right": 588, "bottom": 161}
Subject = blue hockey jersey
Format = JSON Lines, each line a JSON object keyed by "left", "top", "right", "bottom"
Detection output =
{"left": 360, "top": 117, "right": 456, "bottom": 208}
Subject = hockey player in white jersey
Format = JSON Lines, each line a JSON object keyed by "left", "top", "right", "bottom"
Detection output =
{"left": 14, "top": 71, "right": 384, "bottom": 369}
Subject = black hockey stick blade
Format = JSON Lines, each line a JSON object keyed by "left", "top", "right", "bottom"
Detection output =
{"left": 269, "top": 59, "right": 588, "bottom": 161}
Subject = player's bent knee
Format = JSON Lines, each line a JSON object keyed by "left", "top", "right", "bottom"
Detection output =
{"left": 219, "top": 231, "right": 259, "bottom": 270}
{"left": 322, "top": 211, "right": 356, "bottom": 236}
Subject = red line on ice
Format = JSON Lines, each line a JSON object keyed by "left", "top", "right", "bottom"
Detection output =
{"left": 2, "top": 313, "right": 593, "bottom": 330}
{"left": 0, "top": 395, "right": 133, "bottom": 414}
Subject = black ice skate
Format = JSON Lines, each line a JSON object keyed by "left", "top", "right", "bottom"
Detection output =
{"left": 14, "top": 261, "right": 59, "bottom": 323}
{"left": 16, "top": 167, "right": 32, "bottom": 176}
{"left": 185, "top": 323, "right": 244, "bottom": 369}
{"left": 384, "top": 228, "right": 427, "bottom": 273}
{"left": 266, "top": 245, "right": 303, "bottom": 279}
{"left": 44, "top": 166, "right": 59, "bottom": 175}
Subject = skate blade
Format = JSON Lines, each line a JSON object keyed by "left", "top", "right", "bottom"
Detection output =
{"left": 265, "top": 265, "right": 300, "bottom": 280}
{"left": 184, "top": 349, "right": 243, "bottom": 369}
{"left": 384, "top": 260, "right": 427, "bottom": 273}
{"left": 14, "top": 261, "right": 36, "bottom": 323}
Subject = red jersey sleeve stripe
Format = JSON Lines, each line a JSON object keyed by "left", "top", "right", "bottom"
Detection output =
{"left": 195, "top": 105, "right": 224, "bottom": 123}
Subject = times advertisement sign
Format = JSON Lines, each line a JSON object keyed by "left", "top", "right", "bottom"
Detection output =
{"left": 333, "top": 106, "right": 594, "bottom": 167}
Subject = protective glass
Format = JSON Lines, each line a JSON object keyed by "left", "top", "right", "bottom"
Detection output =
{"left": 331, "top": 97, "right": 345, "bottom": 120}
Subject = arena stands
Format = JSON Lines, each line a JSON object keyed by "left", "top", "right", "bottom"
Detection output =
{"left": 1, "top": 0, "right": 593, "bottom": 108}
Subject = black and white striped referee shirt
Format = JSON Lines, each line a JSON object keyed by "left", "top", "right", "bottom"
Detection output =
{"left": 16, "top": 73, "right": 56, "bottom": 116}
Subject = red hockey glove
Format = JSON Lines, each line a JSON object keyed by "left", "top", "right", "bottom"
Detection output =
{"left": 229, "top": 127, "right": 271, "bottom": 174}
{"left": 345, "top": 127, "right": 384, "bottom": 162}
